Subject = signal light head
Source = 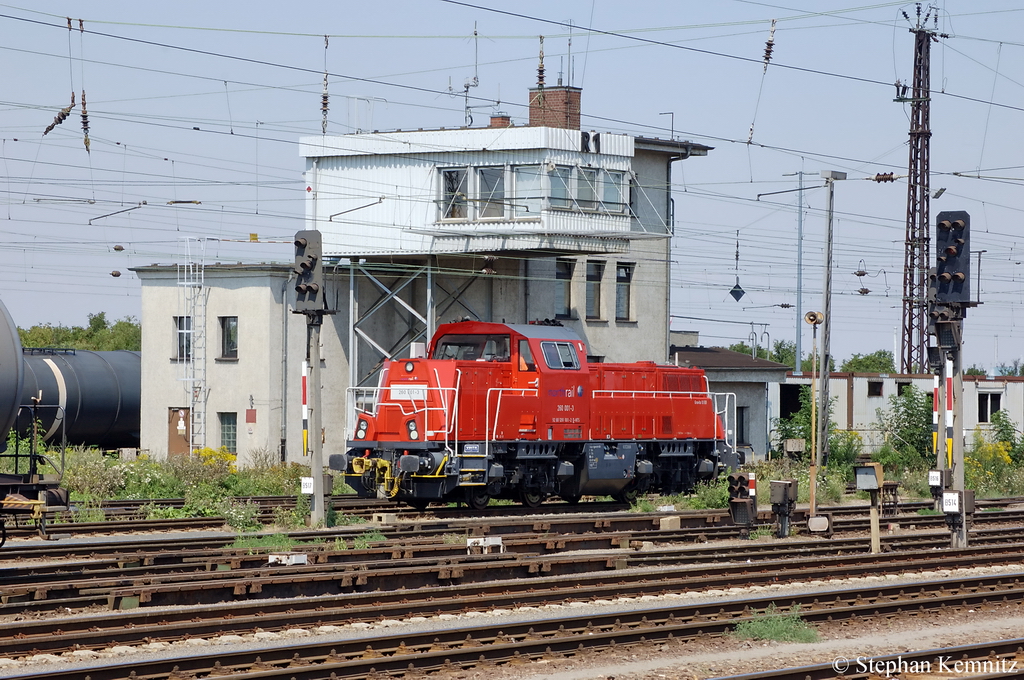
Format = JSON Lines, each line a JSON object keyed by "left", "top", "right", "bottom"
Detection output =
{"left": 294, "top": 237, "right": 308, "bottom": 248}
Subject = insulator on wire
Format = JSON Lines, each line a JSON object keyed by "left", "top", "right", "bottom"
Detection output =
{"left": 321, "top": 73, "right": 329, "bottom": 135}
{"left": 873, "top": 172, "right": 896, "bottom": 183}
{"left": 43, "top": 91, "right": 76, "bottom": 136}
{"left": 80, "top": 89, "right": 91, "bottom": 153}
{"left": 761, "top": 19, "right": 777, "bottom": 74}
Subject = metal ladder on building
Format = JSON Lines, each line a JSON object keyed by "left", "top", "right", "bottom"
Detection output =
{"left": 178, "top": 238, "right": 207, "bottom": 452}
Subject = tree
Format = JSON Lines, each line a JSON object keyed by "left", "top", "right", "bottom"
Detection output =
{"left": 873, "top": 384, "right": 933, "bottom": 470}
{"left": 840, "top": 350, "right": 895, "bottom": 373}
{"left": 723, "top": 339, "right": 830, "bottom": 372}
{"left": 18, "top": 313, "right": 141, "bottom": 351}
{"left": 965, "top": 365, "right": 987, "bottom": 376}
{"left": 996, "top": 359, "right": 1024, "bottom": 377}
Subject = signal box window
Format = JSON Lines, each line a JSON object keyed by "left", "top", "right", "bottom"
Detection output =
{"left": 513, "top": 165, "right": 542, "bottom": 217}
{"left": 586, "top": 261, "right": 605, "bottom": 320}
{"left": 174, "top": 316, "right": 191, "bottom": 360}
{"left": 615, "top": 263, "right": 634, "bottom": 321}
{"left": 218, "top": 412, "right": 237, "bottom": 453}
{"left": 555, "top": 259, "right": 574, "bottom": 319}
{"left": 432, "top": 334, "right": 510, "bottom": 362}
{"left": 578, "top": 168, "right": 598, "bottom": 210}
{"left": 220, "top": 316, "right": 238, "bottom": 359}
{"left": 518, "top": 340, "right": 536, "bottom": 372}
{"left": 541, "top": 341, "right": 580, "bottom": 370}
{"left": 550, "top": 166, "right": 572, "bottom": 209}
{"left": 440, "top": 168, "right": 468, "bottom": 219}
{"left": 477, "top": 167, "right": 505, "bottom": 219}
{"left": 867, "top": 381, "right": 883, "bottom": 397}
{"left": 603, "top": 171, "right": 626, "bottom": 213}
{"left": 979, "top": 393, "right": 1001, "bottom": 423}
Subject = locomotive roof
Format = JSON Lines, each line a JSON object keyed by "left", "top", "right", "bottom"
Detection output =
{"left": 434, "top": 321, "right": 583, "bottom": 343}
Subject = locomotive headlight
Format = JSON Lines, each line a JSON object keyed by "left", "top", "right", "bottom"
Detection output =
{"left": 404, "top": 361, "right": 415, "bottom": 373}
{"left": 406, "top": 419, "right": 419, "bottom": 440}
{"left": 355, "top": 419, "right": 368, "bottom": 439}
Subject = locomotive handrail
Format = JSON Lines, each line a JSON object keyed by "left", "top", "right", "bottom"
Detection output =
{"left": 591, "top": 389, "right": 715, "bottom": 398}
{"left": 484, "top": 387, "right": 539, "bottom": 459}
{"left": 345, "top": 385, "right": 459, "bottom": 441}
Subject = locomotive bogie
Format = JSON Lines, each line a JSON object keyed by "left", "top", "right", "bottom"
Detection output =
{"left": 334, "top": 321, "right": 736, "bottom": 508}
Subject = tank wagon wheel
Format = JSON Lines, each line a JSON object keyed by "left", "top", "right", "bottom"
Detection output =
{"left": 519, "top": 491, "right": 545, "bottom": 508}
{"left": 464, "top": 490, "right": 490, "bottom": 511}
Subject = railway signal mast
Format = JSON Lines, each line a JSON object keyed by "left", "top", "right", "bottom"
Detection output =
{"left": 293, "top": 230, "right": 328, "bottom": 525}
{"left": 898, "top": 4, "right": 945, "bottom": 373}
{"left": 927, "top": 211, "right": 973, "bottom": 548}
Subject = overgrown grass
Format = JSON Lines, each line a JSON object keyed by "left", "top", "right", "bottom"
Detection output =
{"left": 747, "top": 526, "right": 774, "bottom": 540}
{"left": 916, "top": 507, "right": 942, "bottom": 516}
{"left": 732, "top": 604, "right": 818, "bottom": 643}
{"left": 352, "top": 529, "right": 387, "bottom": 550}
{"left": 229, "top": 533, "right": 298, "bottom": 552}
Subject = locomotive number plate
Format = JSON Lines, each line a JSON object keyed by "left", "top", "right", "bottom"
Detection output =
{"left": 390, "top": 384, "right": 427, "bottom": 401}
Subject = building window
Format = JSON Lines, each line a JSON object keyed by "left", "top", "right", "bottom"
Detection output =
{"left": 220, "top": 316, "right": 238, "bottom": 359}
{"left": 440, "top": 167, "right": 468, "bottom": 219}
{"left": 586, "top": 260, "right": 605, "bottom": 320}
{"left": 477, "top": 167, "right": 505, "bottom": 219}
{"left": 550, "top": 166, "right": 573, "bottom": 209}
{"left": 513, "top": 165, "right": 542, "bottom": 217}
{"left": 218, "top": 412, "right": 237, "bottom": 453}
{"left": 896, "top": 382, "right": 911, "bottom": 396}
{"left": 174, "top": 316, "right": 192, "bottom": 360}
{"left": 555, "top": 259, "right": 574, "bottom": 319}
{"left": 867, "top": 381, "right": 883, "bottom": 397}
{"left": 577, "top": 168, "right": 598, "bottom": 210}
{"left": 603, "top": 171, "right": 626, "bottom": 213}
{"left": 615, "top": 262, "right": 634, "bottom": 321}
{"left": 979, "top": 393, "right": 1002, "bottom": 423}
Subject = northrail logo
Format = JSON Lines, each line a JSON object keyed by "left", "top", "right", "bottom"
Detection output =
{"left": 833, "top": 655, "right": 1020, "bottom": 676}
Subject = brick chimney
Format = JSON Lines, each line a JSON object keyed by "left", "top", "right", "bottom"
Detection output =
{"left": 489, "top": 113, "right": 512, "bottom": 128}
{"left": 528, "top": 85, "right": 582, "bottom": 130}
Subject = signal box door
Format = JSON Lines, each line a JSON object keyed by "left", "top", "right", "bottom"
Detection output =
{"left": 168, "top": 407, "right": 190, "bottom": 457}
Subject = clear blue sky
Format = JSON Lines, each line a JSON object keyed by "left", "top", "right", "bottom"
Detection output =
{"left": 1, "top": 1, "right": 1022, "bottom": 371}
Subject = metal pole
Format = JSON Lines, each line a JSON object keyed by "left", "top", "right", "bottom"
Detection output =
{"left": 951, "top": 339, "right": 967, "bottom": 548}
{"left": 817, "top": 171, "right": 845, "bottom": 467}
{"left": 795, "top": 172, "right": 805, "bottom": 373}
{"left": 809, "top": 324, "right": 818, "bottom": 517}
{"left": 308, "top": 319, "right": 325, "bottom": 526}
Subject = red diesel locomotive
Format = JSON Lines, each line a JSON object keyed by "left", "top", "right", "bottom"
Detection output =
{"left": 332, "top": 321, "right": 738, "bottom": 509}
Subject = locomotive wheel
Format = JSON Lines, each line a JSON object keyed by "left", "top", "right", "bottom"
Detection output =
{"left": 613, "top": 487, "right": 640, "bottom": 504}
{"left": 520, "top": 491, "right": 545, "bottom": 508}
{"left": 464, "top": 490, "right": 490, "bottom": 511}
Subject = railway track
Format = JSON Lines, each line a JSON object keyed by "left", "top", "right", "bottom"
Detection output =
{"left": 3, "top": 526, "right": 1024, "bottom": 648}
{"left": 5, "top": 570, "right": 1024, "bottom": 680}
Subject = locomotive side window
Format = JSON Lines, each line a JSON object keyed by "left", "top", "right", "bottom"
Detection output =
{"left": 541, "top": 341, "right": 580, "bottom": 370}
{"left": 518, "top": 340, "right": 536, "bottom": 372}
{"left": 432, "top": 334, "right": 510, "bottom": 362}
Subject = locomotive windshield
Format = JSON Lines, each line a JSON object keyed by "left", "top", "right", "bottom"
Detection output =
{"left": 431, "top": 334, "right": 510, "bottom": 362}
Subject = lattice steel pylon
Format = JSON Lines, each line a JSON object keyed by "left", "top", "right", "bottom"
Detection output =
{"left": 898, "top": 7, "right": 939, "bottom": 374}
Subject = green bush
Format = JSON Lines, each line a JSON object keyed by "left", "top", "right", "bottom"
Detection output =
{"left": 685, "top": 478, "right": 730, "bottom": 509}
{"left": 219, "top": 498, "right": 263, "bottom": 533}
